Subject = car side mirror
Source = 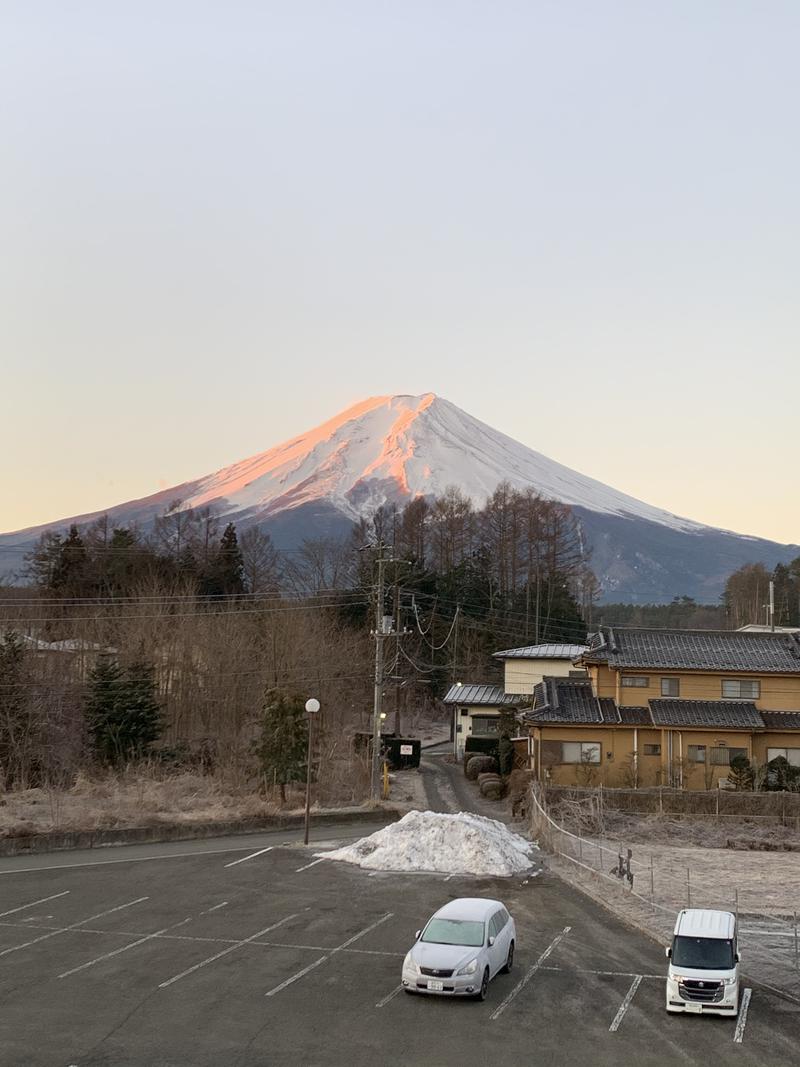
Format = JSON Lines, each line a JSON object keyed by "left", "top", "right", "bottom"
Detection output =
{"left": 735, "top": 952, "right": 740, "bottom": 963}
{"left": 488, "top": 936, "right": 495, "bottom": 947}
{"left": 665, "top": 947, "right": 671, "bottom": 958}
{"left": 415, "top": 930, "right": 421, "bottom": 940}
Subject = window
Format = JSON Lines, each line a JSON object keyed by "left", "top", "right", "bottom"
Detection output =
{"left": 622, "top": 675, "right": 649, "bottom": 688}
{"left": 710, "top": 746, "right": 748, "bottom": 766}
{"left": 569, "top": 670, "right": 586, "bottom": 678}
{"left": 471, "top": 716, "right": 499, "bottom": 736}
{"left": 722, "top": 679, "right": 760, "bottom": 699}
{"left": 661, "top": 677, "right": 680, "bottom": 697}
{"left": 460, "top": 708, "right": 469, "bottom": 716}
{"left": 643, "top": 744, "right": 661, "bottom": 756}
{"left": 767, "top": 748, "right": 800, "bottom": 767}
{"left": 687, "top": 745, "right": 706, "bottom": 763}
{"left": 560, "top": 741, "right": 601, "bottom": 764}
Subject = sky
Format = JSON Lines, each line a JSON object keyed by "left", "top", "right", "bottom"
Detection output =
{"left": 1, "top": 1, "right": 798, "bottom": 543}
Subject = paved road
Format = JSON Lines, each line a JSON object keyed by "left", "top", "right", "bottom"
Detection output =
{"left": 0, "top": 817, "right": 798, "bottom": 1066}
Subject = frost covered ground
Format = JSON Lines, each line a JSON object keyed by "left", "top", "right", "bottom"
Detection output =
{"left": 318, "top": 809, "right": 536, "bottom": 876}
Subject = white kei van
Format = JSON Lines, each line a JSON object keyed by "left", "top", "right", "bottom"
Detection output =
{"left": 665, "top": 909, "right": 740, "bottom": 1016}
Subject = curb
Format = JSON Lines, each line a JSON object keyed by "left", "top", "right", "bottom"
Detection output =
{"left": 0, "top": 807, "right": 401, "bottom": 858}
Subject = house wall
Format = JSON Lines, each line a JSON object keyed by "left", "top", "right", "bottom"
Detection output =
{"left": 588, "top": 664, "right": 800, "bottom": 711}
{"left": 529, "top": 725, "right": 758, "bottom": 789}
{"left": 502, "top": 658, "right": 585, "bottom": 694}
{"left": 752, "top": 731, "right": 800, "bottom": 767}
{"left": 453, "top": 705, "right": 503, "bottom": 759}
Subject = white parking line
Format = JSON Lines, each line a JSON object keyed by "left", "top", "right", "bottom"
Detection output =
{"left": 295, "top": 858, "right": 326, "bottom": 873}
{"left": 58, "top": 917, "right": 193, "bottom": 978}
{"left": 490, "top": 926, "right": 571, "bottom": 1020}
{"left": 159, "top": 913, "right": 298, "bottom": 988}
{"left": 207, "top": 901, "right": 229, "bottom": 912}
{"left": 540, "top": 965, "right": 662, "bottom": 980}
{"left": 0, "top": 897, "right": 148, "bottom": 959}
{"left": 609, "top": 975, "right": 642, "bottom": 1032}
{"left": 264, "top": 913, "right": 393, "bottom": 998}
{"left": 223, "top": 846, "right": 274, "bottom": 868}
{"left": 375, "top": 984, "right": 404, "bottom": 1008}
{"left": 265, "top": 955, "right": 328, "bottom": 996}
{"left": 0, "top": 845, "right": 283, "bottom": 875}
{"left": 0, "top": 891, "right": 70, "bottom": 918}
{"left": 734, "top": 988, "right": 752, "bottom": 1044}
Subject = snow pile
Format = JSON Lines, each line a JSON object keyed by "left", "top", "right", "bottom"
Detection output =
{"left": 318, "top": 810, "right": 536, "bottom": 877}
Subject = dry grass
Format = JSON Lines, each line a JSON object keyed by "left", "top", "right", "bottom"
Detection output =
{"left": 0, "top": 765, "right": 364, "bottom": 838}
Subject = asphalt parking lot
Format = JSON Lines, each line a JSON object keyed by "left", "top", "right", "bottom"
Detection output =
{"left": 1, "top": 822, "right": 799, "bottom": 1067}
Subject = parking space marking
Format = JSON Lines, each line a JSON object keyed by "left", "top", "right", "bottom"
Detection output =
{"left": 490, "top": 926, "right": 571, "bottom": 1020}
{"left": 264, "top": 913, "right": 393, "bottom": 998}
{"left": 223, "top": 846, "right": 274, "bottom": 868}
{"left": 540, "top": 966, "right": 662, "bottom": 980}
{"left": 159, "top": 913, "right": 298, "bottom": 988}
{"left": 265, "top": 955, "right": 328, "bottom": 996}
{"left": 295, "top": 858, "right": 325, "bottom": 873}
{"left": 734, "top": 988, "right": 752, "bottom": 1044}
{"left": 207, "top": 901, "right": 228, "bottom": 912}
{"left": 0, "top": 845, "right": 284, "bottom": 876}
{"left": 58, "top": 917, "right": 193, "bottom": 978}
{"left": 609, "top": 975, "right": 642, "bottom": 1032}
{"left": 0, "top": 897, "right": 149, "bottom": 959}
{"left": 0, "top": 891, "right": 70, "bottom": 918}
{"left": 375, "top": 984, "right": 404, "bottom": 1008}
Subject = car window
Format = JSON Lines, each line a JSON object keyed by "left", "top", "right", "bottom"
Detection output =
{"left": 490, "top": 911, "right": 503, "bottom": 937}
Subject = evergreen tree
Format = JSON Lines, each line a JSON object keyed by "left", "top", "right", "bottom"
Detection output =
{"left": 51, "top": 525, "right": 88, "bottom": 597}
{"left": 252, "top": 690, "right": 308, "bottom": 803}
{"left": 85, "top": 657, "right": 163, "bottom": 765}
{"left": 218, "top": 523, "right": 245, "bottom": 595}
{"left": 727, "top": 754, "right": 754, "bottom": 791}
{"left": 0, "top": 630, "right": 36, "bottom": 788}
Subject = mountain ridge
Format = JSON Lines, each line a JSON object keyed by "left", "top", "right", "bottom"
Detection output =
{"left": 1, "top": 393, "right": 796, "bottom": 601}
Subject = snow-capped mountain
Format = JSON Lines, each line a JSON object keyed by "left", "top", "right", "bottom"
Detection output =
{"left": 1, "top": 393, "right": 797, "bottom": 601}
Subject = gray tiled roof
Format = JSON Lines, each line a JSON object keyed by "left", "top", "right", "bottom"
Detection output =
{"left": 583, "top": 627, "right": 800, "bottom": 674}
{"left": 493, "top": 643, "right": 587, "bottom": 660}
{"left": 442, "top": 684, "right": 528, "bottom": 707}
{"left": 524, "top": 677, "right": 605, "bottom": 725}
{"left": 760, "top": 711, "right": 800, "bottom": 730}
{"left": 618, "top": 706, "right": 653, "bottom": 726}
{"left": 649, "top": 700, "right": 764, "bottom": 729}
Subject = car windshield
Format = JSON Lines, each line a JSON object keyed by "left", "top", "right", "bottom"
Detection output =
{"left": 421, "top": 918, "right": 485, "bottom": 947}
{"left": 672, "top": 936, "right": 735, "bottom": 970}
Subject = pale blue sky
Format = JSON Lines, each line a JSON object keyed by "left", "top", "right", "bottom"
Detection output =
{"left": 2, "top": 1, "right": 798, "bottom": 542}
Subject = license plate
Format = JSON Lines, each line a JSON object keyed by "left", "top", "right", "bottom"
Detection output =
{"left": 427, "top": 980, "right": 444, "bottom": 991}
{"left": 683, "top": 1002, "right": 702, "bottom": 1013}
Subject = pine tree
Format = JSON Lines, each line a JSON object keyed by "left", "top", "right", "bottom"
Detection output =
{"left": 0, "top": 630, "right": 35, "bottom": 788}
{"left": 728, "top": 754, "right": 754, "bottom": 791}
{"left": 216, "top": 523, "right": 245, "bottom": 596}
{"left": 51, "top": 525, "right": 88, "bottom": 597}
{"left": 252, "top": 690, "right": 308, "bottom": 803}
{"left": 85, "top": 657, "right": 163, "bottom": 765}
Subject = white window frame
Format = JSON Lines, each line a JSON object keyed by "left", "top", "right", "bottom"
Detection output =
{"left": 721, "top": 678, "right": 760, "bottom": 699}
{"left": 560, "top": 741, "right": 601, "bottom": 764}
{"left": 767, "top": 747, "right": 800, "bottom": 767}
{"left": 471, "top": 715, "right": 500, "bottom": 736}
{"left": 621, "top": 675, "right": 649, "bottom": 688}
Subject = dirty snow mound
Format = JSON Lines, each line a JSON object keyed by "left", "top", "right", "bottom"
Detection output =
{"left": 318, "top": 810, "right": 536, "bottom": 876}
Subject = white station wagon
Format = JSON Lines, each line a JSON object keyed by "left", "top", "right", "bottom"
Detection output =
{"left": 402, "top": 897, "right": 516, "bottom": 1000}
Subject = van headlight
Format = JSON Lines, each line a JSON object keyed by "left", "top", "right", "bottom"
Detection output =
{"left": 457, "top": 958, "right": 478, "bottom": 976}
{"left": 724, "top": 976, "right": 737, "bottom": 986}
{"left": 404, "top": 953, "right": 419, "bottom": 974}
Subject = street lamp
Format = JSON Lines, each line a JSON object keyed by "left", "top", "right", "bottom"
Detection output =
{"left": 304, "top": 698, "right": 320, "bottom": 846}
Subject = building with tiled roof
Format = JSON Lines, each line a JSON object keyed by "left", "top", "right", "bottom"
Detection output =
{"left": 516, "top": 626, "right": 800, "bottom": 789}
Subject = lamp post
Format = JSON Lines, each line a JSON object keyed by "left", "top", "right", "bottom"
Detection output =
{"left": 304, "top": 698, "right": 320, "bottom": 846}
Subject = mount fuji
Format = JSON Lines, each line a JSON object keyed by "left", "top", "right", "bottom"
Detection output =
{"left": 1, "top": 393, "right": 796, "bottom": 601}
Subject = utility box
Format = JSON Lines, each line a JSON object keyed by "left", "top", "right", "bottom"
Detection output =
{"left": 384, "top": 737, "right": 421, "bottom": 770}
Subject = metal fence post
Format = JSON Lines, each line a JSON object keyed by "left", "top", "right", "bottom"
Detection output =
{"left": 686, "top": 868, "right": 691, "bottom": 908}
{"left": 650, "top": 855, "right": 655, "bottom": 910}
{"left": 578, "top": 833, "right": 583, "bottom": 862}
{"left": 735, "top": 889, "right": 739, "bottom": 929}
{"left": 794, "top": 910, "right": 798, "bottom": 972}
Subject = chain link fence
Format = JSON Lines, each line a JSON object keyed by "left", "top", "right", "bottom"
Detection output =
{"left": 529, "top": 783, "right": 800, "bottom": 1000}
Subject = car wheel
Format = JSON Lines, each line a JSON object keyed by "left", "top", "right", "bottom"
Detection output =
{"left": 501, "top": 940, "right": 514, "bottom": 974}
{"left": 477, "top": 967, "right": 490, "bottom": 1001}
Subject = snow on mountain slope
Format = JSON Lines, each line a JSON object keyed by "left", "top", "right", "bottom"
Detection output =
{"left": 180, "top": 393, "right": 708, "bottom": 533}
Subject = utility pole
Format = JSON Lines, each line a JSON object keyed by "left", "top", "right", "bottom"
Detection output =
{"left": 370, "top": 542, "right": 395, "bottom": 801}
{"left": 769, "top": 580, "right": 775, "bottom": 632}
